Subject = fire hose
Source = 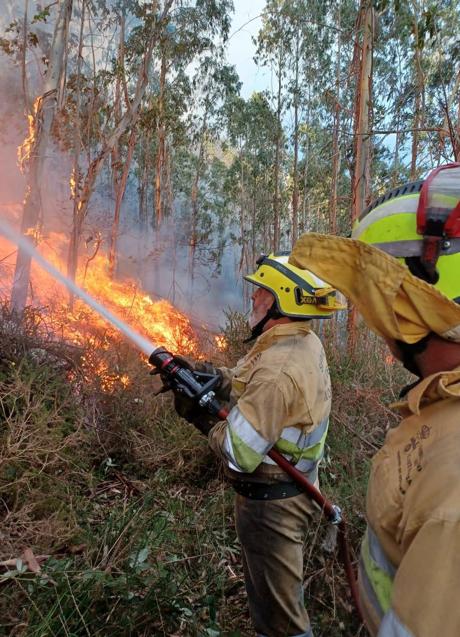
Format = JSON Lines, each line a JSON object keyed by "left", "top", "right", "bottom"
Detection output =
{"left": 149, "top": 347, "right": 363, "bottom": 622}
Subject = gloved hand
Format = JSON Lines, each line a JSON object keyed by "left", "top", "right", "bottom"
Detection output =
{"left": 173, "top": 392, "right": 218, "bottom": 436}
{"left": 151, "top": 354, "right": 222, "bottom": 436}
{"left": 195, "top": 361, "right": 230, "bottom": 400}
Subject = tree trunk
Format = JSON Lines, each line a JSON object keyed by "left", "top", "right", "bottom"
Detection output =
{"left": 11, "top": 0, "right": 73, "bottom": 313}
{"left": 155, "top": 52, "right": 167, "bottom": 227}
{"left": 300, "top": 86, "right": 311, "bottom": 234}
{"left": 348, "top": 1, "right": 374, "bottom": 354}
{"left": 68, "top": 0, "right": 86, "bottom": 308}
{"left": 164, "top": 141, "right": 173, "bottom": 217}
{"left": 410, "top": 17, "right": 424, "bottom": 181}
{"left": 21, "top": 0, "right": 30, "bottom": 113}
{"left": 189, "top": 114, "right": 208, "bottom": 277}
{"left": 138, "top": 134, "right": 149, "bottom": 228}
{"left": 108, "top": 128, "right": 137, "bottom": 278}
{"left": 108, "top": 16, "right": 131, "bottom": 280}
{"left": 291, "top": 32, "right": 300, "bottom": 245}
{"left": 329, "top": 3, "right": 342, "bottom": 235}
{"left": 351, "top": 3, "right": 373, "bottom": 226}
{"left": 273, "top": 53, "right": 283, "bottom": 252}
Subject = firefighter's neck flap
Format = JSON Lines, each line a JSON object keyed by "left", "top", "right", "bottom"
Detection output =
{"left": 289, "top": 233, "right": 460, "bottom": 344}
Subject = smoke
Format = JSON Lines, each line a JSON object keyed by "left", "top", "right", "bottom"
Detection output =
{"left": 116, "top": 200, "right": 245, "bottom": 333}
{"left": 0, "top": 1, "right": 245, "bottom": 333}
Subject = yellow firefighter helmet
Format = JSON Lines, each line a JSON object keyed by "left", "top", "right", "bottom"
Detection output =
{"left": 244, "top": 253, "right": 345, "bottom": 319}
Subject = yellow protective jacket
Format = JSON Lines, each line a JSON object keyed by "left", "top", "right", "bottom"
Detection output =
{"left": 208, "top": 322, "right": 331, "bottom": 484}
{"left": 359, "top": 367, "right": 460, "bottom": 637}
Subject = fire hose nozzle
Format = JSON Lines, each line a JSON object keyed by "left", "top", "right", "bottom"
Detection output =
{"left": 149, "top": 348, "right": 224, "bottom": 417}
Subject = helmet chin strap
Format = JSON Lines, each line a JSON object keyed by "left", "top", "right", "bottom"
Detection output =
{"left": 395, "top": 333, "right": 431, "bottom": 378}
{"left": 244, "top": 301, "right": 283, "bottom": 343}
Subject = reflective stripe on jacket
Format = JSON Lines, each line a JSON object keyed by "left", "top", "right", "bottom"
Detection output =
{"left": 224, "top": 407, "right": 328, "bottom": 479}
{"left": 359, "top": 367, "right": 460, "bottom": 637}
{"left": 208, "top": 322, "right": 331, "bottom": 482}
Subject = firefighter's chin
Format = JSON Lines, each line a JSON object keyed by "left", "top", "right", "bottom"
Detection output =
{"left": 248, "top": 307, "right": 266, "bottom": 330}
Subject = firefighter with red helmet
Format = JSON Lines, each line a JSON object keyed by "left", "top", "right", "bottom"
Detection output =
{"left": 289, "top": 163, "right": 460, "bottom": 637}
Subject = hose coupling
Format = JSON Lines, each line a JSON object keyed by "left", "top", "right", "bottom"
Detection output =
{"left": 199, "top": 391, "right": 216, "bottom": 408}
{"left": 328, "top": 504, "right": 343, "bottom": 525}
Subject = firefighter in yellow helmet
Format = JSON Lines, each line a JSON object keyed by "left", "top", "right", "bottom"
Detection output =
{"left": 172, "top": 253, "right": 344, "bottom": 637}
{"left": 288, "top": 163, "right": 460, "bottom": 637}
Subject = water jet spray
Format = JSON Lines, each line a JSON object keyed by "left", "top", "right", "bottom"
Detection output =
{"left": 0, "top": 218, "right": 227, "bottom": 417}
{"left": 0, "top": 219, "right": 156, "bottom": 356}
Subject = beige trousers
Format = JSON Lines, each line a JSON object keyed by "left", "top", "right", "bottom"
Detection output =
{"left": 235, "top": 492, "right": 315, "bottom": 637}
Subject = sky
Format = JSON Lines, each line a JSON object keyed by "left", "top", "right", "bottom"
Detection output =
{"left": 226, "top": 0, "right": 269, "bottom": 98}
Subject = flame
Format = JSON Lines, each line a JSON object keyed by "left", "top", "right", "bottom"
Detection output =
{"left": 5, "top": 104, "right": 217, "bottom": 390}
{"left": 0, "top": 213, "right": 207, "bottom": 389}
{"left": 214, "top": 334, "right": 228, "bottom": 351}
{"left": 70, "top": 168, "right": 77, "bottom": 200}
{"left": 24, "top": 226, "right": 42, "bottom": 242}
{"left": 17, "top": 97, "right": 42, "bottom": 173}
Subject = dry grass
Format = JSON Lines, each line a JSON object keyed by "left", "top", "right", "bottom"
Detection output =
{"left": 0, "top": 306, "right": 413, "bottom": 636}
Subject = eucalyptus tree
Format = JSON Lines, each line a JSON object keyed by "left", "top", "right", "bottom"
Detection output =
{"left": 66, "top": 0, "right": 175, "bottom": 286}
{"left": 372, "top": 0, "right": 460, "bottom": 183}
{"left": 351, "top": 0, "right": 374, "bottom": 227}
{"left": 278, "top": 0, "right": 335, "bottom": 242}
{"left": 185, "top": 59, "right": 240, "bottom": 272}
{"left": 106, "top": 0, "right": 236, "bottom": 299}
{"left": 417, "top": 2, "right": 460, "bottom": 163}
{"left": 225, "top": 92, "right": 279, "bottom": 277}
{"left": 254, "top": 0, "right": 290, "bottom": 251}
{"left": 151, "top": 0, "right": 234, "bottom": 227}
{"left": 9, "top": 0, "right": 73, "bottom": 313}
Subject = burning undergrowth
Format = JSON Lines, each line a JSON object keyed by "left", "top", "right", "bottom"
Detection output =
{"left": 0, "top": 227, "right": 204, "bottom": 352}
{"left": 0, "top": 297, "right": 216, "bottom": 557}
{"left": 0, "top": 300, "right": 246, "bottom": 636}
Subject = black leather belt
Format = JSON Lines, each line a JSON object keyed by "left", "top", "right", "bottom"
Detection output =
{"left": 231, "top": 480, "right": 304, "bottom": 500}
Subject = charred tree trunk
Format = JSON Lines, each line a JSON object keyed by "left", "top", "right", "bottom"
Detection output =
{"left": 11, "top": 0, "right": 73, "bottom": 313}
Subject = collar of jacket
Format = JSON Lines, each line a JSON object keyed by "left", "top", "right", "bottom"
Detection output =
{"left": 391, "top": 365, "right": 460, "bottom": 416}
{"left": 252, "top": 322, "right": 312, "bottom": 351}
